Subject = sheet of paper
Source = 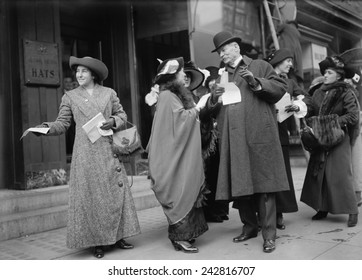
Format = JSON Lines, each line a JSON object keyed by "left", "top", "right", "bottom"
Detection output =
{"left": 275, "top": 92, "right": 293, "bottom": 123}
{"left": 20, "top": 127, "right": 50, "bottom": 140}
{"left": 82, "top": 112, "right": 107, "bottom": 143}
{"left": 219, "top": 82, "right": 242, "bottom": 105}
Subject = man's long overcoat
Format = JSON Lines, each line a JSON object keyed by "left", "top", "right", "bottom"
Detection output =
{"left": 205, "top": 56, "right": 290, "bottom": 200}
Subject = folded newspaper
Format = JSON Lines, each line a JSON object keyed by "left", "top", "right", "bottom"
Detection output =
{"left": 82, "top": 112, "right": 113, "bottom": 143}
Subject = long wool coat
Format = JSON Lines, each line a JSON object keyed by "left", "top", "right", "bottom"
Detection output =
{"left": 276, "top": 78, "right": 305, "bottom": 213}
{"left": 45, "top": 85, "right": 140, "bottom": 249}
{"left": 205, "top": 56, "right": 290, "bottom": 200}
{"left": 301, "top": 83, "right": 359, "bottom": 214}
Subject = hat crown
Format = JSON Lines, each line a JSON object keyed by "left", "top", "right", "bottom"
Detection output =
{"left": 212, "top": 31, "right": 242, "bottom": 52}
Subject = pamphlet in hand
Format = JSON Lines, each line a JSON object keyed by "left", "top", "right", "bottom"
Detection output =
{"left": 275, "top": 92, "right": 293, "bottom": 123}
{"left": 20, "top": 127, "right": 50, "bottom": 140}
{"left": 82, "top": 112, "right": 113, "bottom": 143}
{"left": 219, "top": 83, "right": 242, "bottom": 105}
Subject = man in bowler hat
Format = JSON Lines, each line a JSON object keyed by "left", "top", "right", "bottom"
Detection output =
{"left": 202, "top": 31, "right": 289, "bottom": 253}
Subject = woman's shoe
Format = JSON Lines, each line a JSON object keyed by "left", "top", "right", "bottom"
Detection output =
{"left": 348, "top": 214, "right": 358, "bottom": 227}
{"left": 171, "top": 241, "right": 198, "bottom": 253}
{"left": 115, "top": 239, "right": 134, "bottom": 249}
{"left": 276, "top": 213, "right": 286, "bottom": 230}
{"left": 312, "top": 211, "right": 328, "bottom": 220}
{"left": 93, "top": 246, "right": 105, "bottom": 258}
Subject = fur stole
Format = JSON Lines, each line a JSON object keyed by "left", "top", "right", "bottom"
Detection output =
{"left": 160, "top": 82, "right": 195, "bottom": 109}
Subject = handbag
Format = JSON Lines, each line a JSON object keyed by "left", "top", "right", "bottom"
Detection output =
{"left": 300, "top": 118, "right": 320, "bottom": 152}
{"left": 111, "top": 121, "right": 143, "bottom": 157}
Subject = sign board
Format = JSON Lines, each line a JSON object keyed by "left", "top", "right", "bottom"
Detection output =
{"left": 23, "top": 39, "right": 60, "bottom": 86}
{"left": 311, "top": 43, "right": 327, "bottom": 69}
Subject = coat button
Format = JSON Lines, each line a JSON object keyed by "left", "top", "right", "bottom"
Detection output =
{"left": 113, "top": 153, "right": 118, "bottom": 158}
{"left": 116, "top": 166, "right": 122, "bottom": 172}
{"left": 118, "top": 181, "right": 123, "bottom": 187}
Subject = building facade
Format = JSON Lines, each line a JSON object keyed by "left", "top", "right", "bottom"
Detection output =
{"left": 1, "top": 0, "right": 362, "bottom": 191}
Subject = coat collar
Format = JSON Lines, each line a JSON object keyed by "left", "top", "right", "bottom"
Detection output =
{"left": 66, "top": 84, "right": 112, "bottom": 120}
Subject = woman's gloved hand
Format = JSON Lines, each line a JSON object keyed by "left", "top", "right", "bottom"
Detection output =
{"left": 100, "top": 118, "right": 115, "bottom": 130}
{"left": 285, "top": 104, "right": 300, "bottom": 113}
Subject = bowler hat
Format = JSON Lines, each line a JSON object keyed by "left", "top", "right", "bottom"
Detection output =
{"left": 69, "top": 56, "right": 108, "bottom": 81}
{"left": 319, "top": 56, "right": 355, "bottom": 79}
{"left": 184, "top": 61, "right": 205, "bottom": 91}
{"left": 211, "top": 31, "right": 242, "bottom": 53}
{"left": 265, "top": 48, "right": 293, "bottom": 67}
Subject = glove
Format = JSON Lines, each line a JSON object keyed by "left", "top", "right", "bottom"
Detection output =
{"left": 33, "top": 124, "right": 48, "bottom": 136}
{"left": 100, "top": 118, "right": 115, "bottom": 130}
{"left": 210, "top": 84, "right": 225, "bottom": 104}
{"left": 285, "top": 104, "right": 300, "bottom": 113}
{"left": 238, "top": 68, "right": 258, "bottom": 87}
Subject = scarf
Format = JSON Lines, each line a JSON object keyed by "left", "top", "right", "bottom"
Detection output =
{"left": 319, "top": 81, "right": 347, "bottom": 116}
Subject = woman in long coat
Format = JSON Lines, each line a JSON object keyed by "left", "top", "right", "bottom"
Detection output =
{"left": 301, "top": 55, "right": 359, "bottom": 227}
{"left": 265, "top": 49, "right": 308, "bottom": 229}
{"left": 35, "top": 56, "right": 140, "bottom": 258}
{"left": 147, "top": 57, "right": 208, "bottom": 253}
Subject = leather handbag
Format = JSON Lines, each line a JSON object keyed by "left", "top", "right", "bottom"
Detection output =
{"left": 112, "top": 122, "right": 143, "bottom": 156}
{"left": 300, "top": 118, "right": 320, "bottom": 152}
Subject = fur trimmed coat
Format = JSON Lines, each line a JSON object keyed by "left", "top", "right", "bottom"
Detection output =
{"left": 44, "top": 85, "right": 140, "bottom": 249}
{"left": 301, "top": 82, "right": 359, "bottom": 214}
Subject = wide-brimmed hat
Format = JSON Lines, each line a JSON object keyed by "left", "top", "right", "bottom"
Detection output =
{"left": 211, "top": 31, "right": 242, "bottom": 53}
{"left": 319, "top": 56, "right": 355, "bottom": 79}
{"left": 265, "top": 48, "right": 293, "bottom": 67}
{"left": 184, "top": 61, "right": 205, "bottom": 91}
{"left": 69, "top": 56, "right": 108, "bottom": 81}
{"left": 154, "top": 57, "right": 184, "bottom": 84}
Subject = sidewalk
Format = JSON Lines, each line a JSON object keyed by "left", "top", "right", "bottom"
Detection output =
{"left": 0, "top": 167, "right": 361, "bottom": 260}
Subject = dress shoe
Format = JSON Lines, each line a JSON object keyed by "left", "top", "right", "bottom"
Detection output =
{"left": 115, "top": 239, "right": 134, "bottom": 249}
{"left": 206, "top": 215, "right": 223, "bottom": 223}
{"left": 233, "top": 232, "right": 258, "bottom": 243}
{"left": 93, "top": 246, "right": 105, "bottom": 258}
{"left": 347, "top": 214, "right": 358, "bottom": 227}
{"left": 220, "top": 215, "right": 229, "bottom": 221}
{"left": 263, "top": 239, "right": 276, "bottom": 253}
{"left": 312, "top": 211, "right": 328, "bottom": 220}
{"left": 171, "top": 241, "right": 198, "bottom": 253}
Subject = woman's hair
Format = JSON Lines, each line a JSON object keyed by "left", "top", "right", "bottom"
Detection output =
{"left": 72, "top": 65, "right": 100, "bottom": 84}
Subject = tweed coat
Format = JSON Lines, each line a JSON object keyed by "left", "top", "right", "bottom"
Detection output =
{"left": 301, "top": 83, "right": 359, "bottom": 214}
{"left": 204, "top": 56, "right": 290, "bottom": 200}
{"left": 45, "top": 85, "right": 140, "bottom": 249}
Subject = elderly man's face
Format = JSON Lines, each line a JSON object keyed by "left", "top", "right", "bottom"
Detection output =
{"left": 218, "top": 42, "right": 240, "bottom": 65}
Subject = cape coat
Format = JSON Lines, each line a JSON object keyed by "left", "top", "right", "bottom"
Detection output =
{"left": 147, "top": 90, "right": 205, "bottom": 225}
{"left": 204, "top": 56, "right": 290, "bottom": 200}
{"left": 45, "top": 85, "right": 140, "bottom": 249}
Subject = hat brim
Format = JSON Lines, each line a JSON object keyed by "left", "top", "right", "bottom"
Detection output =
{"left": 185, "top": 68, "right": 204, "bottom": 91}
{"left": 69, "top": 56, "right": 108, "bottom": 81}
{"left": 211, "top": 37, "right": 242, "bottom": 53}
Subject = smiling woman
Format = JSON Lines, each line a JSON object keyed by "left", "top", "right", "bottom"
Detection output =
{"left": 31, "top": 56, "right": 141, "bottom": 258}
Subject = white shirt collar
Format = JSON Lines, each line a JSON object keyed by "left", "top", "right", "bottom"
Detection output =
{"left": 231, "top": 55, "right": 243, "bottom": 68}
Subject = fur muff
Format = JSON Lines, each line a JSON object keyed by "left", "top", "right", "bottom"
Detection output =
{"left": 307, "top": 114, "right": 345, "bottom": 149}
